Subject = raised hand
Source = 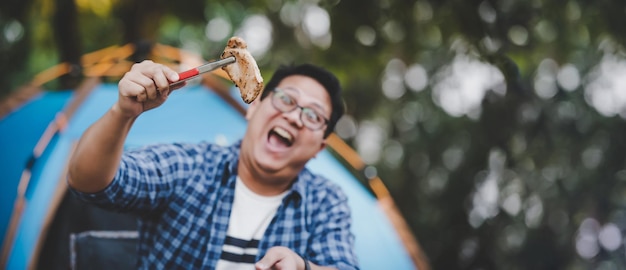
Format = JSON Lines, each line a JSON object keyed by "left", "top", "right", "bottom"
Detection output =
{"left": 115, "top": 60, "right": 184, "bottom": 118}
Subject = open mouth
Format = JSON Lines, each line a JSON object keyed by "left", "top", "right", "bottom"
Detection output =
{"left": 268, "top": 126, "right": 294, "bottom": 147}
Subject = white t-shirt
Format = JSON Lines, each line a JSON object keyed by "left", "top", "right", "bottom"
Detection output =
{"left": 215, "top": 177, "right": 288, "bottom": 270}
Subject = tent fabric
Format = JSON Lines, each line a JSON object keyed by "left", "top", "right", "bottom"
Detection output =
{"left": 0, "top": 90, "right": 73, "bottom": 246}
{"left": 1, "top": 83, "right": 417, "bottom": 269}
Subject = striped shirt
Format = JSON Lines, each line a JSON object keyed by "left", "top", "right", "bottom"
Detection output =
{"left": 216, "top": 177, "right": 287, "bottom": 269}
{"left": 70, "top": 141, "right": 359, "bottom": 269}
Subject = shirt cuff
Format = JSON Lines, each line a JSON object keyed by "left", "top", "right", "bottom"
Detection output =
{"left": 68, "top": 169, "right": 123, "bottom": 204}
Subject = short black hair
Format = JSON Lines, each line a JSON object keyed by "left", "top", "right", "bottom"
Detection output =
{"left": 260, "top": 63, "right": 344, "bottom": 138}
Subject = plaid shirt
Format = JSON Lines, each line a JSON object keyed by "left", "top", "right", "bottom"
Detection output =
{"left": 71, "top": 141, "right": 359, "bottom": 269}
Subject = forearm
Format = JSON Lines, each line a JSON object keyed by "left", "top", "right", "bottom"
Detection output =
{"left": 68, "top": 104, "right": 136, "bottom": 193}
{"left": 68, "top": 61, "right": 180, "bottom": 193}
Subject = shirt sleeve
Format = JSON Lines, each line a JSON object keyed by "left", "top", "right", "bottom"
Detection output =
{"left": 307, "top": 187, "right": 359, "bottom": 270}
{"left": 70, "top": 142, "right": 209, "bottom": 215}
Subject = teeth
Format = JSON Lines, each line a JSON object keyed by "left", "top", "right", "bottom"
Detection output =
{"left": 273, "top": 127, "right": 293, "bottom": 144}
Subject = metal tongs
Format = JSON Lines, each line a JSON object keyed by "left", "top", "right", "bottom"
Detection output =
{"left": 170, "top": 56, "right": 235, "bottom": 87}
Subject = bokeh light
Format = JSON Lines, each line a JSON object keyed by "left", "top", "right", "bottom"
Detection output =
{"left": 382, "top": 58, "right": 407, "bottom": 100}
{"left": 432, "top": 53, "right": 506, "bottom": 118}
{"left": 413, "top": 1, "right": 433, "bottom": 22}
{"left": 75, "top": 0, "right": 114, "bottom": 17}
{"left": 598, "top": 223, "right": 621, "bottom": 251}
{"left": 534, "top": 20, "right": 557, "bottom": 43}
{"left": 303, "top": 5, "right": 332, "bottom": 49}
{"left": 302, "top": 5, "right": 330, "bottom": 39}
{"left": 499, "top": 224, "right": 526, "bottom": 252}
{"left": 335, "top": 115, "right": 358, "bottom": 139}
{"left": 576, "top": 218, "right": 601, "bottom": 259}
{"left": 279, "top": 2, "right": 302, "bottom": 28}
{"left": 458, "top": 237, "right": 479, "bottom": 265}
{"left": 355, "top": 120, "right": 387, "bottom": 164}
{"left": 3, "top": 20, "right": 24, "bottom": 44}
{"left": 355, "top": 25, "right": 376, "bottom": 46}
{"left": 534, "top": 58, "right": 559, "bottom": 99}
{"left": 422, "top": 167, "right": 448, "bottom": 196}
{"left": 234, "top": 15, "right": 273, "bottom": 57}
{"left": 383, "top": 139, "right": 404, "bottom": 169}
{"left": 468, "top": 149, "right": 505, "bottom": 228}
{"left": 584, "top": 53, "right": 626, "bottom": 118}
{"left": 478, "top": 1, "right": 497, "bottom": 24}
{"left": 382, "top": 20, "right": 405, "bottom": 43}
{"left": 524, "top": 194, "right": 544, "bottom": 229}
{"left": 405, "top": 63, "right": 428, "bottom": 92}
{"left": 508, "top": 25, "right": 529, "bottom": 46}
{"left": 556, "top": 64, "right": 580, "bottom": 91}
{"left": 205, "top": 17, "right": 232, "bottom": 42}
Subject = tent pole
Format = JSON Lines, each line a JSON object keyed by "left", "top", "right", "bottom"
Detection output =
{"left": 0, "top": 78, "right": 100, "bottom": 268}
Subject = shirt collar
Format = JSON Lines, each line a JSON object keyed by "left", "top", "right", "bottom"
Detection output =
{"left": 226, "top": 140, "right": 306, "bottom": 207}
{"left": 287, "top": 171, "right": 309, "bottom": 207}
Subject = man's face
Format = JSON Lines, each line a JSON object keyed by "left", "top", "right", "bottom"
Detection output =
{"left": 241, "top": 75, "right": 331, "bottom": 181}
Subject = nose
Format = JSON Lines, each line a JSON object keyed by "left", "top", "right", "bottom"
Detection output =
{"left": 283, "top": 107, "right": 304, "bottom": 128}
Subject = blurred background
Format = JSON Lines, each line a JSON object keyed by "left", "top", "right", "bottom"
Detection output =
{"left": 2, "top": 0, "right": 626, "bottom": 269}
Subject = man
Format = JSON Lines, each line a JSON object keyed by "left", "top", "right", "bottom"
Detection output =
{"left": 67, "top": 60, "right": 359, "bottom": 269}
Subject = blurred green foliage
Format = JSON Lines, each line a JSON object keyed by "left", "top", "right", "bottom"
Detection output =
{"left": 2, "top": 0, "right": 626, "bottom": 269}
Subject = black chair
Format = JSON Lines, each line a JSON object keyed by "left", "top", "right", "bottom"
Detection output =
{"left": 70, "top": 230, "right": 138, "bottom": 270}
{"left": 37, "top": 189, "right": 138, "bottom": 270}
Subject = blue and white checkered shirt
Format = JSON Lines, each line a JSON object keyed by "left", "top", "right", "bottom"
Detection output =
{"left": 71, "top": 141, "right": 359, "bottom": 269}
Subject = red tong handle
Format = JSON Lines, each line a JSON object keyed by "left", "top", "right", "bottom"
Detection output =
{"left": 177, "top": 69, "right": 200, "bottom": 81}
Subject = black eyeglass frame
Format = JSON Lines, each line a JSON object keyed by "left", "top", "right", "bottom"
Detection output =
{"left": 270, "top": 88, "right": 330, "bottom": 131}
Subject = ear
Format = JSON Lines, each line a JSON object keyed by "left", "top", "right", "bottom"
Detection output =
{"left": 313, "top": 140, "right": 327, "bottom": 158}
{"left": 245, "top": 98, "right": 260, "bottom": 120}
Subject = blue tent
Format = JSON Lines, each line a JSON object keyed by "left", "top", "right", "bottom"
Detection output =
{"left": 0, "top": 45, "right": 428, "bottom": 270}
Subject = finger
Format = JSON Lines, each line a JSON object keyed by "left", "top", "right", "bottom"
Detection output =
{"left": 136, "top": 89, "right": 148, "bottom": 102}
{"left": 119, "top": 78, "right": 146, "bottom": 99}
{"left": 166, "top": 67, "right": 180, "bottom": 83}
{"left": 255, "top": 252, "right": 283, "bottom": 270}
{"left": 138, "top": 63, "right": 179, "bottom": 85}
{"left": 127, "top": 74, "right": 157, "bottom": 99}
{"left": 123, "top": 71, "right": 154, "bottom": 90}
{"left": 141, "top": 77, "right": 158, "bottom": 100}
{"left": 141, "top": 64, "right": 173, "bottom": 99}
{"left": 157, "top": 81, "right": 185, "bottom": 100}
{"left": 146, "top": 83, "right": 158, "bottom": 100}
{"left": 170, "top": 81, "right": 187, "bottom": 91}
{"left": 122, "top": 61, "right": 181, "bottom": 100}
{"left": 151, "top": 70, "right": 171, "bottom": 96}
{"left": 160, "top": 68, "right": 182, "bottom": 94}
{"left": 140, "top": 62, "right": 179, "bottom": 82}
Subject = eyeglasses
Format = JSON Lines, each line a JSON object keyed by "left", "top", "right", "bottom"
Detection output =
{"left": 270, "top": 88, "right": 329, "bottom": 131}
